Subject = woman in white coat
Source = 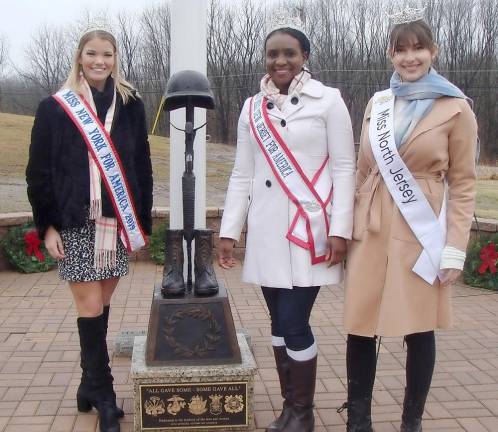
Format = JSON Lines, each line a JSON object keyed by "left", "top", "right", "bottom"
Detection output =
{"left": 219, "top": 26, "right": 356, "bottom": 432}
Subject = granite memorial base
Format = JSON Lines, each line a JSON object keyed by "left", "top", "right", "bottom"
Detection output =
{"left": 131, "top": 334, "right": 257, "bottom": 432}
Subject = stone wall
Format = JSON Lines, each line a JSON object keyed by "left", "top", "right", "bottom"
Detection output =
{"left": 0, "top": 207, "right": 247, "bottom": 271}
{"left": 0, "top": 208, "right": 496, "bottom": 272}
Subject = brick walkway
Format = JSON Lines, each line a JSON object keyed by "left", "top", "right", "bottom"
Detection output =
{"left": 1, "top": 261, "right": 497, "bottom": 431}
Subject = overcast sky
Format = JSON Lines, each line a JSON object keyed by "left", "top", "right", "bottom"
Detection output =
{"left": 1, "top": 0, "right": 164, "bottom": 70}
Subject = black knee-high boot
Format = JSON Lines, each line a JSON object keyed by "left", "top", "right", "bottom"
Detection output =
{"left": 77, "top": 314, "right": 120, "bottom": 432}
{"left": 401, "top": 331, "right": 435, "bottom": 432}
{"left": 101, "top": 306, "right": 124, "bottom": 418}
{"left": 77, "top": 307, "right": 124, "bottom": 419}
{"left": 343, "top": 334, "right": 376, "bottom": 432}
{"left": 266, "top": 346, "right": 293, "bottom": 432}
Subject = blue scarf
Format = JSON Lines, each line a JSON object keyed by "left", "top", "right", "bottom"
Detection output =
{"left": 390, "top": 68, "right": 466, "bottom": 148}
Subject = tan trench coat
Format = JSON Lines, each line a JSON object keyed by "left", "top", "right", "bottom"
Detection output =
{"left": 344, "top": 96, "right": 477, "bottom": 337}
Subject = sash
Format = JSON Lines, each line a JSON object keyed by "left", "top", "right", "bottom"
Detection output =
{"left": 249, "top": 93, "right": 332, "bottom": 264}
{"left": 53, "top": 88, "right": 146, "bottom": 252}
{"left": 369, "top": 89, "right": 446, "bottom": 284}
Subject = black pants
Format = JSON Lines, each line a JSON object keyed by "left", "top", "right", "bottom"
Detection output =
{"left": 347, "top": 331, "right": 436, "bottom": 401}
{"left": 262, "top": 286, "right": 320, "bottom": 351}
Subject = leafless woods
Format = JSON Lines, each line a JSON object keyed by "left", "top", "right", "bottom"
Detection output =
{"left": 0, "top": 0, "right": 497, "bottom": 159}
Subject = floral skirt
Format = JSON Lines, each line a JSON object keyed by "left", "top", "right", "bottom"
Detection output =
{"left": 58, "top": 219, "right": 128, "bottom": 282}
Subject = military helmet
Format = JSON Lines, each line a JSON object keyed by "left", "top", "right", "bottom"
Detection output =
{"left": 163, "top": 70, "right": 215, "bottom": 111}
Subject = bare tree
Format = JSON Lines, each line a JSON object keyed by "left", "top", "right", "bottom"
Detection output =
{"left": 0, "top": 34, "right": 8, "bottom": 109}
{"left": 0, "top": 34, "right": 7, "bottom": 75}
{"left": 0, "top": 0, "right": 497, "bottom": 157}
{"left": 207, "top": 0, "right": 265, "bottom": 142}
{"left": 116, "top": 12, "right": 140, "bottom": 83}
{"left": 138, "top": 3, "right": 171, "bottom": 132}
{"left": 20, "top": 25, "right": 71, "bottom": 95}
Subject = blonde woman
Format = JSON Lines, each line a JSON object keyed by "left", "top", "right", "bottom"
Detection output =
{"left": 26, "top": 29, "right": 153, "bottom": 432}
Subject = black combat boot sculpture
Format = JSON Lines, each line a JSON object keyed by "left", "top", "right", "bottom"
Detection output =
{"left": 161, "top": 229, "right": 186, "bottom": 297}
{"left": 193, "top": 229, "right": 219, "bottom": 296}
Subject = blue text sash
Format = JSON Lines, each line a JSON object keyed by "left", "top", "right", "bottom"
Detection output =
{"left": 53, "top": 89, "right": 146, "bottom": 252}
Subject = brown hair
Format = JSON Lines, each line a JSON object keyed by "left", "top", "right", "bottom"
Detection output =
{"left": 63, "top": 30, "right": 137, "bottom": 104}
{"left": 388, "top": 20, "right": 436, "bottom": 55}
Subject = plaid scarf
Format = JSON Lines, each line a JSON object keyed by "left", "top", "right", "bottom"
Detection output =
{"left": 79, "top": 77, "right": 119, "bottom": 270}
{"left": 260, "top": 68, "right": 311, "bottom": 110}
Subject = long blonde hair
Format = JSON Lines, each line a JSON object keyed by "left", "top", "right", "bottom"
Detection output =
{"left": 63, "top": 30, "right": 137, "bottom": 104}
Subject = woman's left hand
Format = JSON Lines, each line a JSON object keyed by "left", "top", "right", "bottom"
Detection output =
{"left": 438, "top": 268, "right": 461, "bottom": 287}
{"left": 326, "top": 236, "right": 347, "bottom": 267}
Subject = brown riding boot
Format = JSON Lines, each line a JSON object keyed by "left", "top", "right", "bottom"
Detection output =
{"left": 283, "top": 355, "right": 317, "bottom": 432}
{"left": 266, "top": 346, "right": 293, "bottom": 431}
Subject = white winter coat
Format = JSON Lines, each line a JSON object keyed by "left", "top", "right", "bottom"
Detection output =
{"left": 220, "top": 79, "right": 356, "bottom": 288}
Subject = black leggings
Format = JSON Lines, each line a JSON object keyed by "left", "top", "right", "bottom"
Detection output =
{"left": 262, "top": 286, "right": 320, "bottom": 351}
{"left": 347, "top": 331, "right": 436, "bottom": 400}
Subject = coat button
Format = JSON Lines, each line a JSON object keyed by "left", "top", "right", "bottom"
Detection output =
{"left": 291, "top": 96, "right": 298, "bottom": 105}
{"left": 266, "top": 101, "right": 274, "bottom": 110}
{"left": 265, "top": 180, "right": 272, "bottom": 187}
{"left": 280, "top": 119, "right": 286, "bottom": 127}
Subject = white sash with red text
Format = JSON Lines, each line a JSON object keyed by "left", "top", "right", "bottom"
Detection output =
{"left": 249, "top": 92, "right": 332, "bottom": 264}
{"left": 369, "top": 89, "right": 446, "bottom": 284}
{"left": 53, "top": 88, "right": 146, "bottom": 252}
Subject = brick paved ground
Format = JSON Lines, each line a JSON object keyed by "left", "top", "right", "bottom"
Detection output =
{"left": 0, "top": 260, "right": 497, "bottom": 431}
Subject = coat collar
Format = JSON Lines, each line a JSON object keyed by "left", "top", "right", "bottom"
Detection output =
{"left": 267, "top": 78, "right": 325, "bottom": 120}
{"left": 403, "top": 97, "right": 462, "bottom": 147}
{"left": 300, "top": 78, "right": 324, "bottom": 98}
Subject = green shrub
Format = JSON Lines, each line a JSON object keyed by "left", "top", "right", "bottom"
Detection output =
{"left": 149, "top": 220, "right": 169, "bottom": 265}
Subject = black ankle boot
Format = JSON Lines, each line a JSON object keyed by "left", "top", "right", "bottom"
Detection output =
{"left": 340, "top": 396, "right": 373, "bottom": 432}
{"left": 161, "top": 229, "right": 185, "bottom": 297}
{"left": 193, "top": 229, "right": 219, "bottom": 296}
{"left": 77, "top": 306, "right": 124, "bottom": 419}
{"left": 284, "top": 355, "right": 316, "bottom": 432}
{"left": 77, "top": 315, "right": 121, "bottom": 432}
{"left": 266, "top": 346, "right": 293, "bottom": 431}
{"left": 400, "top": 388, "right": 426, "bottom": 432}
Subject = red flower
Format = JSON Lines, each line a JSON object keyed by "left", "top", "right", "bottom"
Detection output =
{"left": 24, "top": 230, "right": 45, "bottom": 262}
{"left": 478, "top": 242, "right": 497, "bottom": 274}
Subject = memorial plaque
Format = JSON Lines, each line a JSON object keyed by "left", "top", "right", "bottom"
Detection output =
{"left": 146, "top": 283, "right": 241, "bottom": 366}
{"left": 139, "top": 381, "right": 248, "bottom": 430}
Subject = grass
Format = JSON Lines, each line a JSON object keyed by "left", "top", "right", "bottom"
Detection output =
{"left": 475, "top": 180, "right": 498, "bottom": 219}
{"left": 0, "top": 112, "right": 235, "bottom": 211}
{"left": 1, "top": 112, "right": 497, "bottom": 219}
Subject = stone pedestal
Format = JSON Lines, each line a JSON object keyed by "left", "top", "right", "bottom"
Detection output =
{"left": 146, "top": 282, "right": 241, "bottom": 366}
{"left": 131, "top": 334, "right": 257, "bottom": 431}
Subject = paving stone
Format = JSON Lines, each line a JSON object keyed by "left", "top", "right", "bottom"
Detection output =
{"left": 0, "top": 262, "right": 497, "bottom": 430}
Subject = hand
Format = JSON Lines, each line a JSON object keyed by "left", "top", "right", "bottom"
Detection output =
{"left": 438, "top": 268, "right": 461, "bottom": 287}
{"left": 218, "top": 237, "right": 236, "bottom": 269}
{"left": 326, "top": 236, "right": 347, "bottom": 267}
{"left": 44, "top": 226, "right": 65, "bottom": 260}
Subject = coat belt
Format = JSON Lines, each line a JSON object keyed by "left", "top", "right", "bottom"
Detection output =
{"left": 364, "top": 169, "right": 444, "bottom": 234}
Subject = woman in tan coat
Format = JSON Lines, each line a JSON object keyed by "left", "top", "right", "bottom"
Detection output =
{"left": 342, "top": 17, "right": 477, "bottom": 432}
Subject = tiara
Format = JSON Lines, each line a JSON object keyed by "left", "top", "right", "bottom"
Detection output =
{"left": 388, "top": 5, "right": 426, "bottom": 26}
{"left": 79, "top": 16, "right": 113, "bottom": 38}
{"left": 267, "top": 6, "right": 305, "bottom": 34}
